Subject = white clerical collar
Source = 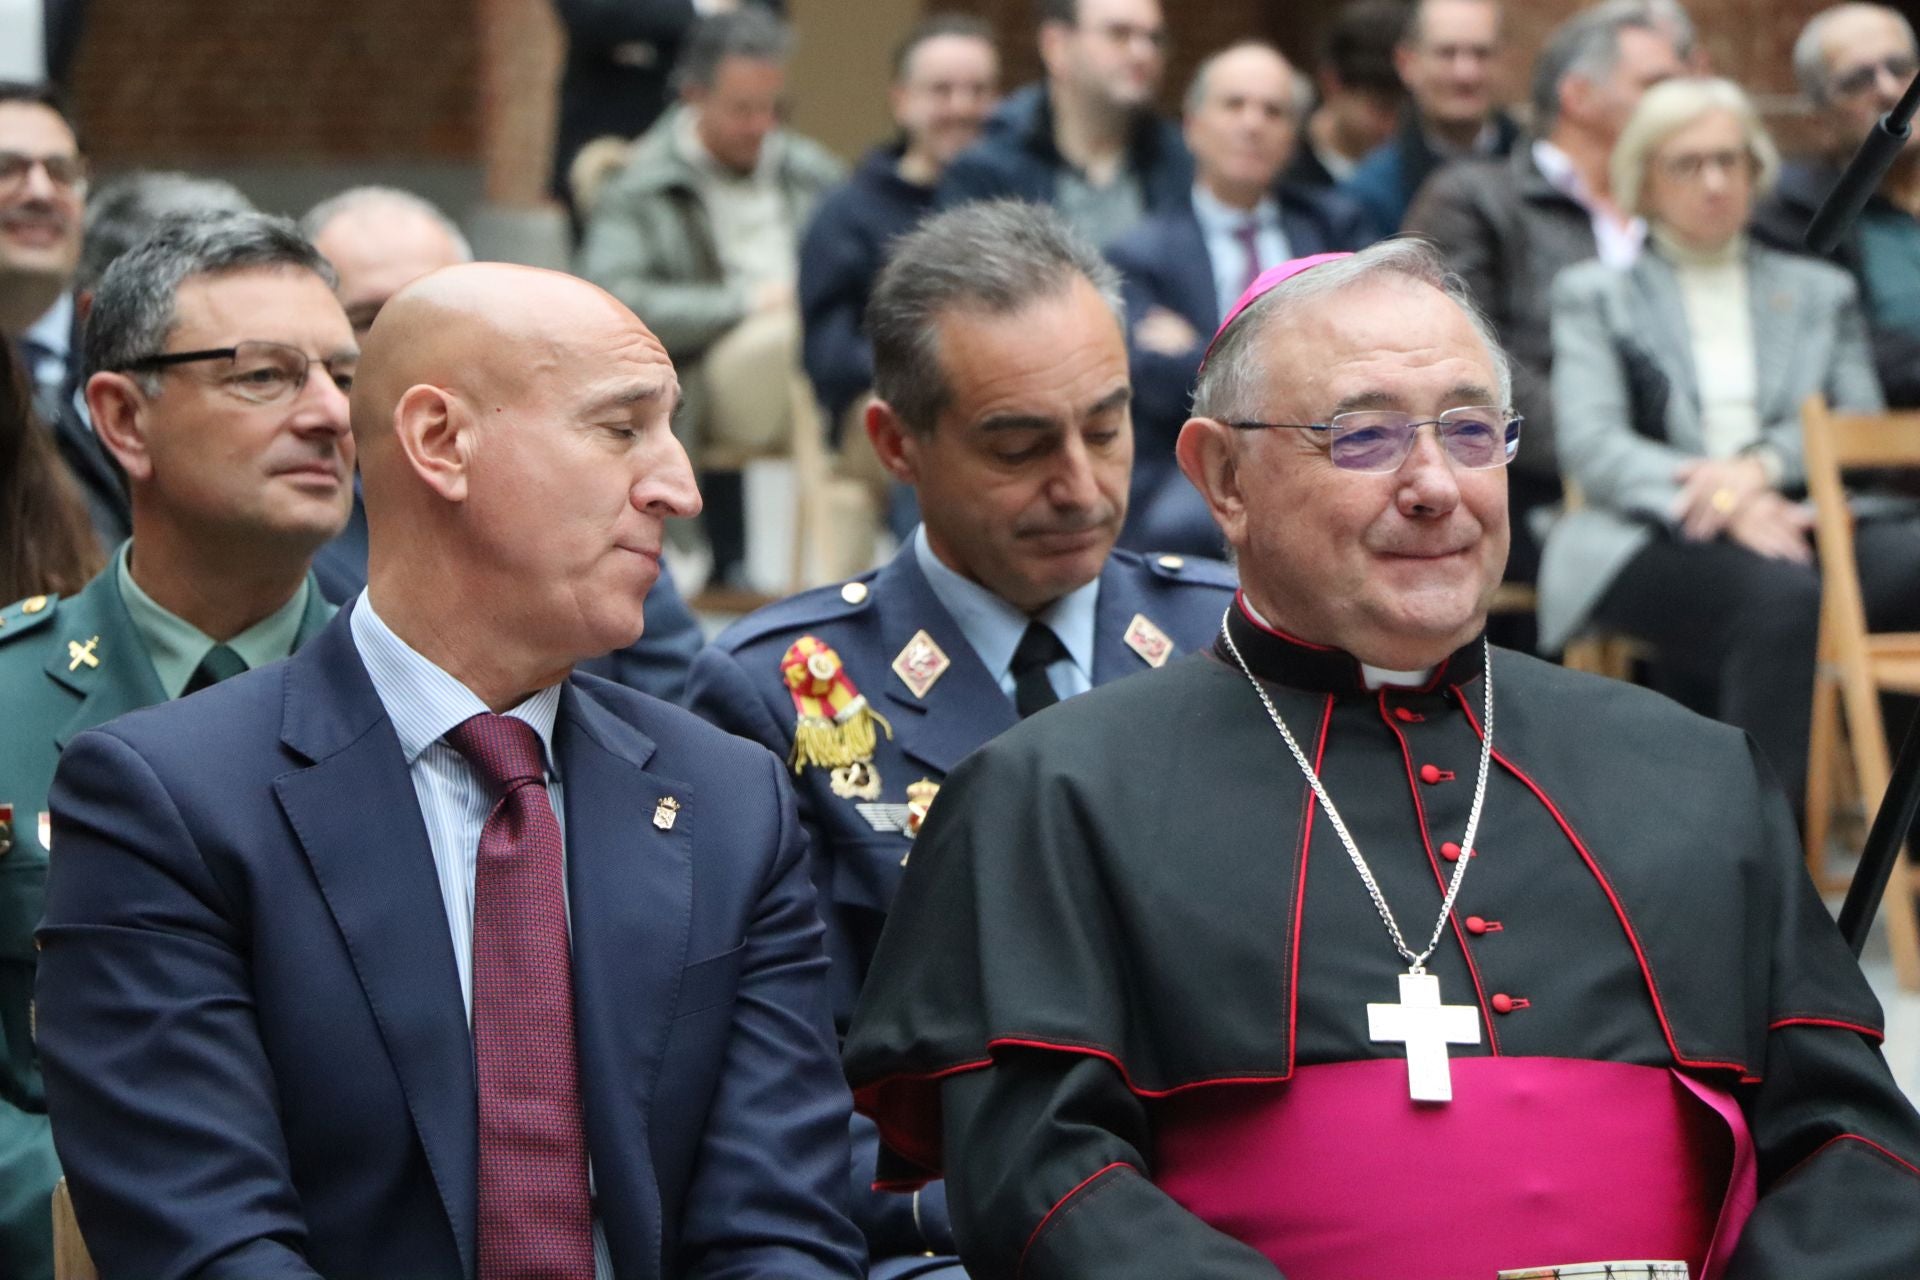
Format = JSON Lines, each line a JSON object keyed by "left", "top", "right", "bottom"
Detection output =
{"left": 1239, "top": 596, "right": 1435, "bottom": 689}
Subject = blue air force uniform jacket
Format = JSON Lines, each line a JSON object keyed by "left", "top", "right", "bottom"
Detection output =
{"left": 685, "top": 543, "right": 1235, "bottom": 1272}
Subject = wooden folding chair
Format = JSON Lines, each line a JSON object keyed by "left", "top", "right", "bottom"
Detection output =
{"left": 52, "top": 1178, "right": 97, "bottom": 1280}
{"left": 1801, "top": 394, "right": 1920, "bottom": 990}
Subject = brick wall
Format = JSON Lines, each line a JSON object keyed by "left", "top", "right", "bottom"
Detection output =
{"left": 68, "top": 0, "right": 480, "bottom": 168}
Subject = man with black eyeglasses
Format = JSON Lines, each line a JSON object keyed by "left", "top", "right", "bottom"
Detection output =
{"left": 1755, "top": 3, "right": 1920, "bottom": 407}
{"left": 0, "top": 81, "right": 85, "bottom": 421}
{"left": 936, "top": 0, "right": 1188, "bottom": 248}
{"left": 0, "top": 211, "right": 346, "bottom": 1279}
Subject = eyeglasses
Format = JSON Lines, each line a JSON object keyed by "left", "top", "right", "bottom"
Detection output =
{"left": 1087, "top": 20, "right": 1166, "bottom": 50}
{"left": 1656, "top": 147, "right": 1755, "bottom": 182}
{"left": 1225, "top": 406, "right": 1521, "bottom": 473}
{"left": 1828, "top": 53, "right": 1918, "bottom": 99}
{"left": 118, "top": 340, "right": 356, "bottom": 404}
{"left": 0, "top": 150, "right": 87, "bottom": 194}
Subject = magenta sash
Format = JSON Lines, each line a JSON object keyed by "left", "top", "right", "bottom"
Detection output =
{"left": 1151, "top": 1058, "right": 1757, "bottom": 1280}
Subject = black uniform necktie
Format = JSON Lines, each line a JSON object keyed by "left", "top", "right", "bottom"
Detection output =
{"left": 184, "top": 643, "right": 248, "bottom": 695}
{"left": 1011, "top": 622, "right": 1069, "bottom": 719}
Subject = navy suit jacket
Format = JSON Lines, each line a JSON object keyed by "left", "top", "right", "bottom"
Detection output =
{"left": 1105, "top": 186, "right": 1372, "bottom": 552}
{"left": 684, "top": 544, "right": 1235, "bottom": 1266}
{"left": 34, "top": 610, "right": 864, "bottom": 1280}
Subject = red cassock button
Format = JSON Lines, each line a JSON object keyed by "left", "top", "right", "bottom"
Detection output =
{"left": 1440, "top": 841, "right": 1462, "bottom": 862}
{"left": 1419, "top": 764, "right": 1443, "bottom": 784}
{"left": 1393, "top": 707, "right": 1420, "bottom": 723}
{"left": 1466, "top": 916, "right": 1489, "bottom": 935}
{"left": 1491, "top": 993, "right": 1516, "bottom": 1014}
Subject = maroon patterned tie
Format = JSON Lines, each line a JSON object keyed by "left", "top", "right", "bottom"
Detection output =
{"left": 1234, "top": 217, "right": 1264, "bottom": 295}
{"left": 444, "top": 713, "right": 595, "bottom": 1280}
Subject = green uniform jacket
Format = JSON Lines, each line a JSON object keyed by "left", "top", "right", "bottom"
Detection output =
{"left": 0, "top": 569, "right": 332, "bottom": 1280}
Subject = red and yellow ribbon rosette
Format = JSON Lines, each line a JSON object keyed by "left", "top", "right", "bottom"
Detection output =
{"left": 781, "top": 635, "right": 893, "bottom": 773}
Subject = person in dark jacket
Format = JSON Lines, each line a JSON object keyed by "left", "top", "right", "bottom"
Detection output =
{"left": 1753, "top": 3, "right": 1920, "bottom": 407}
{"left": 1286, "top": 0, "right": 1410, "bottom": 191}
{"left": 800, "top": 16, "right": 999, "bottom": 438}
{"left": 936, "top": 0, "right": 1187, "bottom": 248}
{"left": 1107, "top": 42, "right": 1373, "bottom": 555}
{"left": 1341, "top": 0, "right": 1517, "bottom": 236}
{"left": 1403, "top": 0, "right": 1681, "bottom": 587}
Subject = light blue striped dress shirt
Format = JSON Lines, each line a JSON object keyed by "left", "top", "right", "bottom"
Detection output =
{"left": 349, "top": 592, "right": 614, "bottom": 1279}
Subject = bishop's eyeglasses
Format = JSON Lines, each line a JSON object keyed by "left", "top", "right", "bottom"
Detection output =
{"left": 1225, "top": 406, "right": 1522, "bottom": 473}
{"left": 117, "top": 340, "right": 357, "bottom": 405}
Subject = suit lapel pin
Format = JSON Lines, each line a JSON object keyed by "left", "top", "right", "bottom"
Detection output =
{"left": 67, "top": 635, "right": 100, "bottom": 672}
{"left": 653, "top": 796, "right": 681, "bottom": 831}
{"left": 1124, "top": 614, "right": 1174, "bottom": 668}
{"left": 890, "top": 629, "right": 950, "bottom": 699}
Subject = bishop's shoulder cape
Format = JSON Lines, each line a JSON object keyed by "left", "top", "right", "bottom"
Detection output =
{"left": 843, "top": 603, "right": 1920, "bottom": 1279}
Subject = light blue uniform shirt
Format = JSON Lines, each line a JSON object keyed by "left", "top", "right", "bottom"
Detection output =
{"left": 1191, "top": 184, "right": 1290, "bottom": 324}
{"left": 349, "top": 592, "right": 613, "bottom": 1279}
{"left": 913, "top": 524, "right": 1098, "bottom": 704}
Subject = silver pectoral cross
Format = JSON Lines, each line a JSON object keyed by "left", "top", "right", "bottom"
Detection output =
{"left": 1367, "top": 971, "right": 1482, "bottom": 1102}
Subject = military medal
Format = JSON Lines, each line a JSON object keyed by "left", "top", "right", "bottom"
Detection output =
{"left": 1123, "top": 614, "right": 1174, "bottom": 668}
{"left": 37, "top": 811, "right": 50, "bottom": 852}
{"left": 830, "top": 761, "right": 882, "bottom": 801}
{"left": 1221, "top": 610, "right": 1494, "bottom": 1103}
{"left": 781, "top": 636, "right": 893, "bottom": 784}
{"left": 0, "top": 804, "right": 11, "bottom": 857}
{"left": 890, "top": 630, "right": 949, "bottom": 699}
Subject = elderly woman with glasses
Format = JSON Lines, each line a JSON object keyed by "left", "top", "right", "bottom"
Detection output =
{"left": 1539, "top": 75, "right": 1920, "bottom": 806}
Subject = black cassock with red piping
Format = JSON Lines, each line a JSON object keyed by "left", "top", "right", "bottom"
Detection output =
{"left": 844, "top": 599, "right": 1920, "bottom": 1280}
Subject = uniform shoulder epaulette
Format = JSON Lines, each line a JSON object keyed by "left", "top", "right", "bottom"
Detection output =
{"left": 1129, "top": 550, "right": 1238, "bottom": 590}
{"left": 0, "top": 593, "right": 62, "bottom": 648}
{"left": 712, "top": 575, "right": 881, "bottom": 651}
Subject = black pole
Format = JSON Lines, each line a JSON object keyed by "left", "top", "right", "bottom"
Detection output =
{"left": 1813, "top": 67, "right": 1920, "bottom": 954}
{"left": 1807, "top": 68, "right": 1920, "bottom": 255}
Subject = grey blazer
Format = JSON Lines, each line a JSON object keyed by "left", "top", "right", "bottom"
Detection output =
{"left": 1535, "top": 244, "right": 1883, "bottom": 651}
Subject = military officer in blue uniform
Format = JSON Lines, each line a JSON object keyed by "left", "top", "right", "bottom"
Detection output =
{"left": 687, "top": 201, "right": 1235, "bottom": 1279}
{"left": 0, "top": 213, "right": 353, "bottom": 1280}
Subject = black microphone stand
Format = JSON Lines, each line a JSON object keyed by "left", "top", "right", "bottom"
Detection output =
{"left": 1808, "top": 68, "right": 1920, "bottom": 954}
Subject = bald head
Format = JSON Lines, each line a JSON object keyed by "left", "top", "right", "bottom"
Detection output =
{"left": 306, "top": 189, "right": 472, "bottom": 339}
{"left": 356, "top": 262, "right": 698, "bottom": 700}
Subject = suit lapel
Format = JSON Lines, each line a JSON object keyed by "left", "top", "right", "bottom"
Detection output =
{"left": 555, "top": 683, "right": 681, "bottom": 1272}
{"left": 1746, "top": 248, "right": 1802, "bottom": 423}
{"left": 271, "top": 614, "right": 479, "bottom": 1277}
{"left": 47, "top": 570, "right": 168, "bottom": 750}
{"left": 1631, "top": 256, "right": 1703, "bottom": 447}
{"left": 1171, "top": 204, "right": 1222, "bottom": 331}
{"left": 874, "top": 549, "right": 1016, "bottom": 776}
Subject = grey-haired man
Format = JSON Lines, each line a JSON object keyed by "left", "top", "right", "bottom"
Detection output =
{"left": 0, "top": 210, "right": 347, "bottom": 1280}
{"left": 845, "top": 240, "right": 1920, "bottom": 1278}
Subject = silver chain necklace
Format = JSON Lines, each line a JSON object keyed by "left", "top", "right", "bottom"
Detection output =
{"left": 1220, "top": 609, "right": 1494, "bottom": 1101}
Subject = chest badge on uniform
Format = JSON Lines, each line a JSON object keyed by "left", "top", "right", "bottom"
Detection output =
{"left": 890, "top": 629, "right": 950, "bottom": 699}
{"left": 653, "top": 796, "right": 681, "bottom": 831}
{"left": 1124, "top": 614, "right": 1174, "bottom": 668}
{"left": 67, "top": 635, "right": 101, "bottom": 671}
{"left": 36, "top": 811, "right": 49, "bottom": 852}
{"left": 0, "top": 804, "right": 11, "bottom": 857}
{"left": 782, "top": 636, "right": 894, "bottom": 786}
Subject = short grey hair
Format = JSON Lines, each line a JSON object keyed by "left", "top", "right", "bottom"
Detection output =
{"left": 1793, "top": 3, "right": 1916, "bottom": 104}
{"left": 84, "top": 211, "right": 336, "bottom": 388}
{"left": 77, "top": 172, "right": 255, "bottom": 293}
{"left": 1642, "top": 0, "right": 1697, "bottom": 63}
{"left": 674, "top": 7, "right": 791, "bottom": 93}
{"left": 867, "top": 199, "right": 1125, "bottom": 436}
{"left": 1530, "top": 0, "right": 1664, "bottom": 133}
{"left": 1192, "top": 237, "right": 1512, "bottom": 424}
{"left": 299, "top": 185, "right": 472, "bottom": 261}
{"left": 1181, "top": 41, "right": 1310, "bottom": 118}
{"left": 1612, "top": 76, "right": 1780, "bottom": 218}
